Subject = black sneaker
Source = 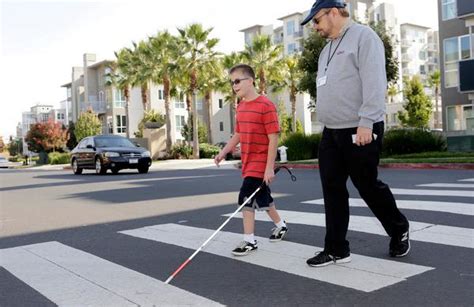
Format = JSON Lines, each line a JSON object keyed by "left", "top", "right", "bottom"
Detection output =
{"left": 389, "top": 229, "right": 410, "bottom": 257}
{"left": 232, "top": 241, "right": 258, "bottom": 256}
{"left": 269, "top": 224, "right": 288, "bottom": 242}
{"left": 306, "top": 251, "right": 351, "bottom": 267}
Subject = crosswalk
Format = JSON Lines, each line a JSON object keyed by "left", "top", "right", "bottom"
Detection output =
{"left": 1, "top": 177, "right": 473, "bottom": 305}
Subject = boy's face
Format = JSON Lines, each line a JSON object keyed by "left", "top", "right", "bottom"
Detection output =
{"left": 230, "top": 70, "right": 253, "bottom": 99}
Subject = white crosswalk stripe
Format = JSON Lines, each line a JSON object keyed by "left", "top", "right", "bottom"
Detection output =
{"left": 0, "top": 241, "right": 222, "bottom": 306}
{"left": 459, "top": 178, "right": 474, "bottom": 182}
{"left": 225, "top": 211, "right": 474, "bottom": 249}
{"left": 302, "top": 198, "right": 474, "bottom": 216}
{"left": 120, "top": 224, "right": 433, "bottom": 293}
{"left": 391, "top": 188, "right": 474, "bottom": 197}
{"left": 417, "top": 183, "right": 474, "bottom": 189}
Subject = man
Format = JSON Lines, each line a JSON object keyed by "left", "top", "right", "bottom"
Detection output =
{"left": 300, "top": 0, "right": 410, "bottom": 267}
{"left": 215, "top": 64, "right": 288, "bottom": 256}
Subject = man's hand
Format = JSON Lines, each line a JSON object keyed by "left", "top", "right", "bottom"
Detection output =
{"left": 214, "top": 152, "right": 225, "bottom": 167}
{"left": 355, "top": 126, "right": 373, "bottom": 146}
{"left": 263, "top": 168, "right": 275, "bottom": 185}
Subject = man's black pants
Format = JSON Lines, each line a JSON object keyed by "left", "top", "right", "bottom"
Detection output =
{"left": 318, "top": 121, "right": 408, "bottom": 256}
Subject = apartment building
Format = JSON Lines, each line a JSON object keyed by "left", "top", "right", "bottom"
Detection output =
{"left": 438, "top": 0, "right": 474, "bottom": 150}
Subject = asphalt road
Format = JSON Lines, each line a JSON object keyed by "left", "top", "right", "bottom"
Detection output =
{"left": 1, "top": 164, "right": 473, "bottom": 306}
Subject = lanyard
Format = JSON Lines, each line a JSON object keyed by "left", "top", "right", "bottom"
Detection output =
{"left": 325, "top": 28, "right": 350, "bottom": 72}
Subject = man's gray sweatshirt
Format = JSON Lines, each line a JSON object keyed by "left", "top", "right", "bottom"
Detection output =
{"left": 316, "top": 21, "right": 387, "bottom": 129}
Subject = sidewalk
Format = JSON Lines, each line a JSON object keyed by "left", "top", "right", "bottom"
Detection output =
{"left": 17, "top": 159, "right": 474, "bottom": 171}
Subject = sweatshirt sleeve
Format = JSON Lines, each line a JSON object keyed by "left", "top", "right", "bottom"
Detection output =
{"left": 357, "top": 29, "right": 387, "bottom": 129}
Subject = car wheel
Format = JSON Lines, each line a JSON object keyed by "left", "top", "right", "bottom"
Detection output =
{"left": 95, "top": 157, "right": 107, "bottom": 175}
{"left": 72, "top": 159, "right": 83, "bottom": 175}
{"left": 138, "top": 166, "right": 149, "bottom": 174}
{"left": 111, "top": 168, "right": 119, "bottom": 174}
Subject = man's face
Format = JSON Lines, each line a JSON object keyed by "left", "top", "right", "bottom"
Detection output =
{"left": 230, "top": 71, "right": 253, "bottom": 99}
{"left": 312, "top": 9, "right": 333, "bottom": 38}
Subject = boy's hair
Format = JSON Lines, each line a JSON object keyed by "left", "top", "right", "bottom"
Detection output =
{"left": 229, "top": 64, "right": 256, "bottom": 80}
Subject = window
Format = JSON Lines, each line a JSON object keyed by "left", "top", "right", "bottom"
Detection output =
{"left": 287, "top": 20, "right": 295, "bottom": 36}
{"left": 419, "top": 65, "right": 426, "bottom": 75}
{"left": 218, "top": 99, "right": 223, "bottom": 109}
{"left": 175, "top": 115, "right": 186, "bottom": 134}
{"left": 175, "top": 101, "right": 185, "bottom": 109}
{"left": 419, "top": 51, "right": 426, "bottom": 60}
{"left": 288, "top": 43, "right": 296, "bottom": 55}
{"left": 116, "top": 115, "right": 126, "bottom": 133}
{"left": 219, "top": 122, "right": 224, "bottom": 132}
{"left": 158, "top": 89, "right": 164, "bottom": 100}
{"left": 114, "top": 88, "right": 125, "bottom": 108}
{"left": 447, "top": 104, "right": 474, "bottom": 131}
{"left": 460, "top": 35, "right": 471, "bottom": 59}
{"left": 442, "top": 0, "right": 456, "bottom": 20}
{"left": 197, "top": 100, "right": 202, "bottom": 110}
{"left": 443, "top": 35, "right": 472, "bottom": 88}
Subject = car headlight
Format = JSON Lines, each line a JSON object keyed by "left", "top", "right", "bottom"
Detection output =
{"left": 104, "top": 152, "right": 120, "bottom": 157}
{"left": 141, "top": 151, "right": 150, "bottom": 157}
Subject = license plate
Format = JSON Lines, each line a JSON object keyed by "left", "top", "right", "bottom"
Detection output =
{"left": 129, "top": 158, "right": 138, "bottom": 164}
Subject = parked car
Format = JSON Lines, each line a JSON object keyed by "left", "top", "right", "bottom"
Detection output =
{"left": 70, "top": 135, "right": 152, "bottom": 175}
{"left": 0, "top": 156, "right": 21, "bottom": 168}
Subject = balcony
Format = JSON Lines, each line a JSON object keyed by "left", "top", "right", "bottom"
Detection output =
{"left": 457, "top": 0, "right": 474, "bottom": 18}
{"left": 401, "top": 54, "right": 412, "bottom": 62}
{"left": 80, "top": 99, "right": 107, "bottom": 114}
{"left": 293, "top": 31, "right": 304, "bottom": 38}
{"left": 401, "top": 39, "right": 411, "bottom": 47}
{"left": 459, "top": 58, "right": 474, "bottom": 93}
{"left": 426, "top": 56, "right": 439, "bottom": 64}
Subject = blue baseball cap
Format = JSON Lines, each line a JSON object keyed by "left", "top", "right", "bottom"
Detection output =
{"left": 300, "top": 0, "right": 347, "bottom": 25}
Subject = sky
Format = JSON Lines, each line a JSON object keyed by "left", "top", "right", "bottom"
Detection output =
{"left": 0, "top": 0, "right": 439, "bottom": 140}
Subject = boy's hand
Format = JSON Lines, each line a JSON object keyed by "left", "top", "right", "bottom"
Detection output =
{"left": 214, "top": 152, "right": 225, "bottom": 166}
{"left": 264, "top": 168, "right": 275, "bottom": 185}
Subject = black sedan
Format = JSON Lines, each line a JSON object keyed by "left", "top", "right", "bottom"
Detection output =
{"left": 70, "top": 135, "right": 152, "bottom": 175}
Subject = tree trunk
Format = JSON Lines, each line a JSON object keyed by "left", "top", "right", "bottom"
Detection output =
{"left": 435, "top": 86, "right": 439, "bottom": 128}
{"left": 192, "top": 91, "right": 199, "bottom": 159}
{"left": 124, "top": 87, "right": 130, "bottom": 138}
{"left": 230, "top": 96, "right": 238, "bottom": 134}
{"left": 164, "top": 77, "right": 172, "bottom": 152}
{"left": 291, "top": 88, "right": 297, "bottom": 132}
{"left": 258, "top": 69, "right": 266, "bottom": 95}
{"left": 206, "top": 91, "right": 213, "bottom": 144}
{"left": 186, "top": 92, "right": 192, "bottom": 144}
{"left": 141, "top": 84, "right": 149, "bottom": 112}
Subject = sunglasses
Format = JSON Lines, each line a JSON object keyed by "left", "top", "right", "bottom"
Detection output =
{"left": 229, "top": 77, "right": 250, "bottom": 86}
{"left": 312, "top": 10, "right": 330, "bottom": 25}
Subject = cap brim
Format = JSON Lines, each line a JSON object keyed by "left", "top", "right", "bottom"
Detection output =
{"left": 300, "top": 10, "right": 317, "bottom": 26}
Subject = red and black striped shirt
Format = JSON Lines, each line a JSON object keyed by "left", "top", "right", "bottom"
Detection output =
{"left": 236, "top": 96, "right": 280, "bottom": 178}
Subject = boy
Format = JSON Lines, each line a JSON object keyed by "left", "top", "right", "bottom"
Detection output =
{"left": 214, "top": 64, "right": 288, "bottom": 256}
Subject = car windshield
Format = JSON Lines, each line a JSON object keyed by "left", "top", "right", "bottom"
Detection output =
{"left": 0, "top": 157, "right": 7, "bottom": 162}
{"left": 95, "top": 137, "right": 135, "bottom": 148}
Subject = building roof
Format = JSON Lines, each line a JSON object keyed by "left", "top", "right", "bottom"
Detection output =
{"left": 400, "top": 23, "right": 431, "bottom": 30}
{"left": 278, "top": 12, "right": 303, "bottom": 21}
{"left": 61, "top": 82, "right": 72, "bottom": 88}
{"left": 239, "top": 25, "right": 264, "bottom": 32}
{"left": 88, "top": 60, "right": 113, "bottom": 69}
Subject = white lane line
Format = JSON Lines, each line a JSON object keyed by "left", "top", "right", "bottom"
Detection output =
{"left": 391, "top": 188, "right": 474, "bottom": 198}
{"left": 225, "top": 210, "right": 474, "bottom": 249}
{"left": 301, "top": 198, "right": 474, "bottom": 216}
{"left": 417, "top": 183, "right": 474, "bottom": 189}
{"left": 459, "top": 178, "right": 474, "bottom": 182}
{"left": 0, "top": 242, "right": 222, "bottom": 306}
{"left": 120, "top": 224, "right": 433, "bottom": 293}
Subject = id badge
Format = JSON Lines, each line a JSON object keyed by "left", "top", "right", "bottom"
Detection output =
{"left": 317, "top": 75, "right": 327, "bottom": 87}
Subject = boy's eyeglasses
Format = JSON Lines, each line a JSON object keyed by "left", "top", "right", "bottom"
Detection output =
{"left": 229, "top": 78, "right": 250, "bottom": 86}
{"left": 312, "top": 11, "right": 330, "bottom": 25}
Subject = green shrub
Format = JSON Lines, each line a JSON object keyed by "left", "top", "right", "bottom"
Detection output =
{"left": 281, "top": 133, "right": 321, "bottom": 161}
{"left": 199, "top": 143, "right": 220, "bottom": 158}
{"left": 48, "top": 152, "right": 71, "bottom": 164}
{"left": 170, "top": 143, "right": 193, "bottom": 159}
{"left": 382, "top": 129, "right": 446, "bottom": 156}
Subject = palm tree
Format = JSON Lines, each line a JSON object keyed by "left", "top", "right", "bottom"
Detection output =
{"left": 134, "top": 41, "right": 154, "bottom": 112}
{"left": 428, "top": 70, "right": 441, "bottom": 128}
{"left": 198, "top": 58, "right": 222, "bottom": 144}
{"left": 177, "top": 23, "right": 220, "bottom": 158}
{"left": 220, "top": 52, "right": 243, "bottom": 134}
{"left": 241, "top": 34, "right": 283, "bottom": 95}
{"left": 387, "top": 83, "right": 399, "bottom": 104}
{"left": 275, "top": 55, "right": 304, "bottom": 132}
{"left": 112, "top": 47, "right": 137, "bottom": 138}
{"left": 147, "top": 31, "right": 179, "bottom": 152}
